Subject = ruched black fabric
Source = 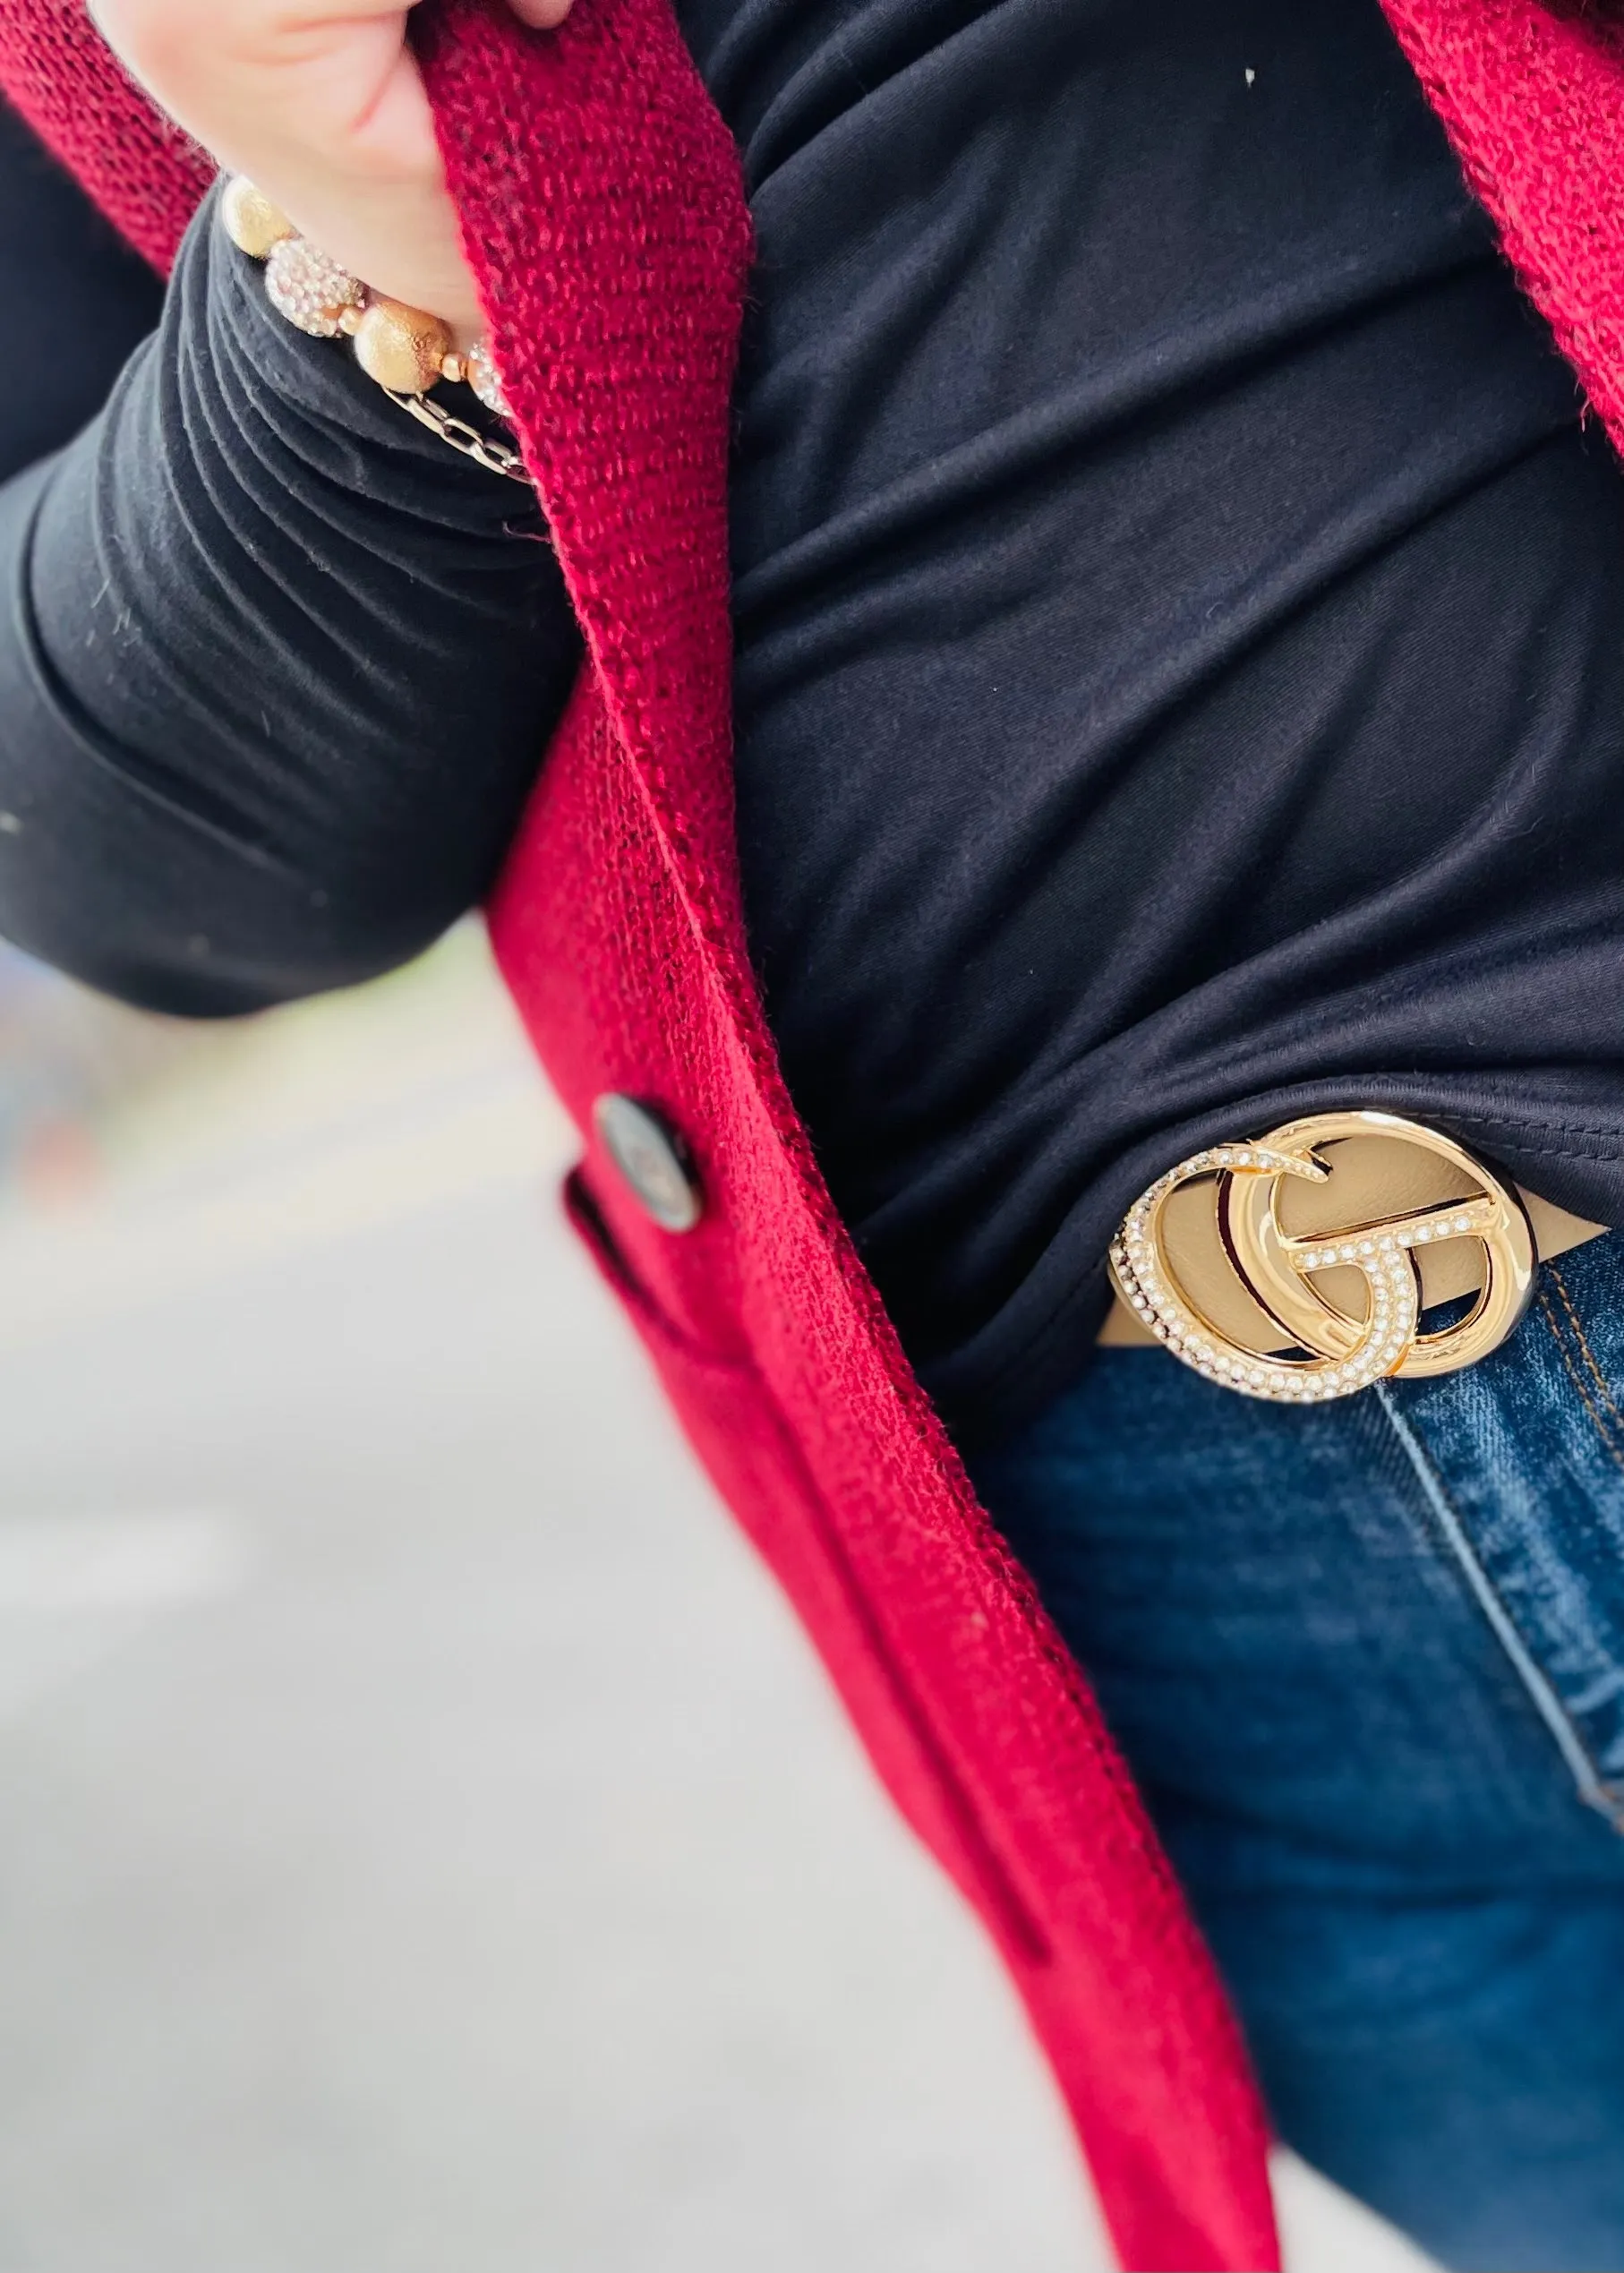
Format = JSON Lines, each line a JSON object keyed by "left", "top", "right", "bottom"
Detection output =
{"left": 0, "top": 135, "right": 577, "bottom": 1013}
{"left": 7, "top": 0, "right": 1624, "bottom": 1440}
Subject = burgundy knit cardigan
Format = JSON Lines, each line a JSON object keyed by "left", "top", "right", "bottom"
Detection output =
{"left": 4, "top": 0, "right": 1623, "bottom": 2260}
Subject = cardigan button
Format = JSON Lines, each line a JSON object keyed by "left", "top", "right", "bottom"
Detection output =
{"left": 593, "top": 1094, "right": 704, "bottom": 1232}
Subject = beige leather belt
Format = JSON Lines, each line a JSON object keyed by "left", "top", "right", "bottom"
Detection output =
{"left": 1100, "top": 1109, "right": 1606, "bottom": 1403}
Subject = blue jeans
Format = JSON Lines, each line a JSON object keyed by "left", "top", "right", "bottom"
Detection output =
{"left": 970, "top": 1229, "right": 1624, "bottom": 2273}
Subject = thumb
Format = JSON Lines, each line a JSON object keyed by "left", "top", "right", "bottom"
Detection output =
{"left": 505, "top": 0, "right": 574, "bottom": 27}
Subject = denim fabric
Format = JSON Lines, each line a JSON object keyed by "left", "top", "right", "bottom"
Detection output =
{"left": 970, "top": 1229, "right": 1624, "bottom": 2273}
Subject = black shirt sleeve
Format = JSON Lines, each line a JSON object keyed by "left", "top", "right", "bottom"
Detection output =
{"left": 0, "top": 98, "right": 165, "bottom": 484}
{"left": 0, "top": 123, "right": 579, "bottom": 1016}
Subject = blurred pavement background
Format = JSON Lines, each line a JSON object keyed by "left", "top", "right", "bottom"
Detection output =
{"left": 0, "top": 929, "right": 1433, "bottom": 2272}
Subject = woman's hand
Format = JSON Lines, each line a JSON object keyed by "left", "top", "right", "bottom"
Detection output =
{"left": 89, "top": 0, "right": 570, "bottom": 343}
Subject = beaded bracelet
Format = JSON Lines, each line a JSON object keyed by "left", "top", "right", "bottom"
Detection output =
{"left": 219, "top": 176, "right": 531, "bottom": 486}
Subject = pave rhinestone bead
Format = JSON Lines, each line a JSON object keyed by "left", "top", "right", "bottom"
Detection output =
{"left": 265, "top": 239, "right": 365, "bottom": 338}
{"left": 466, "top": 339, "right": 512, "bottom": 418}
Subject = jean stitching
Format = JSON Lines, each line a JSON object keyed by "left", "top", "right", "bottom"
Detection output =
{"left": 1537, "top": 1286, "right": 1624, "bottom": 1473}
{"left": 1546, "top": 1262, "right": 1624, "bottom": 1452}
{"left": 1374, "top": 1380, "right": 1624, "bottom": 1824}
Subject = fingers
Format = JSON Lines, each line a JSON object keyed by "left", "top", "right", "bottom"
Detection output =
{"left": 89, "top": 0, "right": 575, "bottom": 338}
{"left": 90, "top": 0, "right": 487, "bottom": 335}
{"left": 94, "top": 0, "right": 410, "bottom": 159}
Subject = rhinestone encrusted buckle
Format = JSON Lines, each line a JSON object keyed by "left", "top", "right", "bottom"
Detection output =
{"left": 1107, "top": 1110, "right": 1537, "bottom": 1404}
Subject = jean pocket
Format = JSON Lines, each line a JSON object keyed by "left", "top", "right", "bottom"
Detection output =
{"left": 1385, "top": 1233, "right": 1624, "bottom": 1822}
{"left": 1530, "top": 1235, "right": 1624, "bottom": 1473}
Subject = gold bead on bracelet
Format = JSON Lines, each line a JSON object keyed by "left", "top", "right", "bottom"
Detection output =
{"left": 218, "top": 175, "right": 526, "bottom": 483}
{"left": 219, "top": 175, "right": 295, "bottom": 260}
{"left": 353, "top": 298, "right": 457, "bottom": 395}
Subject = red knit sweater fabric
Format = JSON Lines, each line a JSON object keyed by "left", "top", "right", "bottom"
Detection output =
{"left": 4, "top": 1, "right": 1622, "bottom": 2262}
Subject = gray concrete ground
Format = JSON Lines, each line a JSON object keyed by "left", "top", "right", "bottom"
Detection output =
{"left": 0, "top": 935, "right": 1429, "bottom": 2272}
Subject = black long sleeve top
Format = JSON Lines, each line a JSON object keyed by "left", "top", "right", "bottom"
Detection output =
{"left": 0, "top": 98, "right": 578, "bottom": 1013}
{"left": 10, "top": 0, "right": 1624, "bottom": 1441}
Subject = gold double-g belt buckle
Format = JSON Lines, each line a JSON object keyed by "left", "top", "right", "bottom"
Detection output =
{"left": 1107, "top": 1110, "right": 1537, "bottom": 1403}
